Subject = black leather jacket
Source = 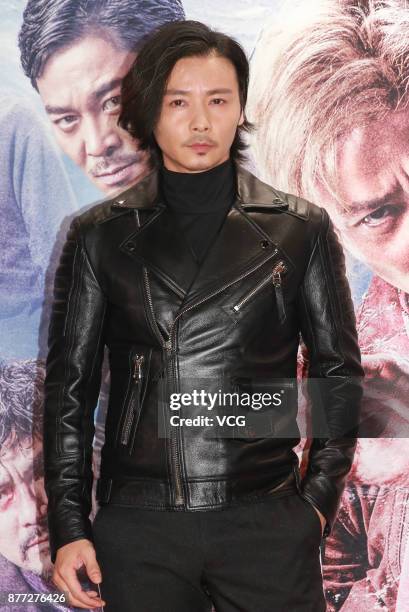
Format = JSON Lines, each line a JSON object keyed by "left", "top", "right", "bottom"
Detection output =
{"left": 43, "top": 161, "right": 364, "bottom": 563}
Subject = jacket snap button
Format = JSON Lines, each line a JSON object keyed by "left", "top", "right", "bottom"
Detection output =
{"left": 125, "top": 241, "right": 136, "bottom": 252}
{"left": 260, "top": 240, "right": 270, "bottom": 249}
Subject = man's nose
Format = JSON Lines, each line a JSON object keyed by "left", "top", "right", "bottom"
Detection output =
{"left": 190, "top": 103, "right": 211, "bottom": 132}
{"left": 83, "top": 116, "right": 121, "bottom": 157}
{"left": 38, "top": 483, "right": 48, "bottom": 518}
{"left": 19, "top": 483, "right": 39, "bottom": 524}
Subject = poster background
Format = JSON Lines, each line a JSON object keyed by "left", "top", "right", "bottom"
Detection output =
{"left": 0, "top": 1, "right": 406, "bottom": 610}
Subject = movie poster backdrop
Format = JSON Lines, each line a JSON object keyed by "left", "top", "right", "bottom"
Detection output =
{"left": 0, "top": 1, "right": 407, "bottom": 610}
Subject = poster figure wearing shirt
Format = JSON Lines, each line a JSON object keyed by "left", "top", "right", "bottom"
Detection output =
{"left": 0, "top": 359, "right": 78, "bottom": 612}
{"left": 0, "top": 98, "right": 77, "bottom": 361}
{"left": 247, "top": 0, "right": 409, "bottom": 608}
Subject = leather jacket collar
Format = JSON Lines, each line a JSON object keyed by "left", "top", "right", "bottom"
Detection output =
{"left": 110, "top": 160, "right": 289, "bottom": 211}
{"left": 106, "top": 161, "right": 294, "bottom": 306}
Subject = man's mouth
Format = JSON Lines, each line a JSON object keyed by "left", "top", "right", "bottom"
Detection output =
{"left": 27, "top": 535, "right": 48, "bottom": 549}
{"left": 92, "top": 157, "right": 145, "bottom": 189}
{"left": 94, "top": 159, "right": 136, "bottom": 178}
{"left": 188, "top": 141, "right": 215, "bottom": 153}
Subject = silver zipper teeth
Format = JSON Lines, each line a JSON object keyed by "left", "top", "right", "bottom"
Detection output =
{"left": 168, "top": 328, "right": 184, "bottom": 506}
{"left": 138, "top": 208, "right": 169, "bottom": 351}
{"left": 143, "top": 267, "right": 169, "bottom": 349}
{"left": 232, "top": 256, "right": 285, "bottom": 312}
{"left": 121, "top": 354, "right": 144, "bottom": 446}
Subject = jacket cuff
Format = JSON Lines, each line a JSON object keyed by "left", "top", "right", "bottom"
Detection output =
{"left": 48, "top": 513, "right": 94, "bottom": 565}
{"left": 299, "top": 477, "right": 338, "bottom": 538}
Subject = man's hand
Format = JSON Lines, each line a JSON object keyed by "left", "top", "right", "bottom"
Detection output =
{"left": 52, "top": 539, "right": 106, "bottom": 609}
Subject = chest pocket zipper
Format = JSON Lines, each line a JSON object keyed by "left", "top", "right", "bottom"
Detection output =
{"left": 120, "top": 353, "right": 145, "bottom": 450}
{"left": 232, "top": 259, "right": 288, "bottom": 323}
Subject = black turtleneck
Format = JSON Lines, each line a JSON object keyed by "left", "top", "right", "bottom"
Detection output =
{"left": 159, "top": 158, "right": 236, "bottom": 264}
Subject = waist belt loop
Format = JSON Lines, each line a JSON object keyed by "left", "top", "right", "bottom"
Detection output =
{"left": 96, "top": 477, "right": 113, "bottom": 503}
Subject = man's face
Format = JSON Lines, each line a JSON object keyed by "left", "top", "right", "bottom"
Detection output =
{"left": 37, "top": 35, "right": 151, "bottom": 195}
{"left": 153, "top": 53, "right": 245, "bottom": 173}
{"left": 317, "top": 110, "right": 409, "bottom": 293}
{"left": 0, "top": 436, "right": 51, "bottom": 577}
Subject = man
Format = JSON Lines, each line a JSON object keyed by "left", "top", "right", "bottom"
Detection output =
{"left": 43, "top": 20, "right": 364, "bottom": 611}
{"left": 246, "top": 0, "right": 409, "bottom": 607}
{"left": 18, "top": 0, "right": 185, "bottom": 196}
{"left": 0, "top": 359, "right": 74, "bottom": 612}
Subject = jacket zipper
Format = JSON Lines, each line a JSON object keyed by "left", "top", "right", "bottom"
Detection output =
{"left": 120, "top": 353, "right": 145, "bottom": 447}
{"left": 143, "top": 266, "right": 170, "bottom": 348}
{"left": 166, "top": 323, "right": 184, "bottom": 506}
{"left": 142, "top": 266, "right": 184, "bottom": 505}
{"left": 232, "top": 259, "right": 288, "bottom": 323}
{"left": 165, "top": 248, "right": 281, "bottom": 505}
{"left": 137, "top": 207, "right": 170, "bottom": 351}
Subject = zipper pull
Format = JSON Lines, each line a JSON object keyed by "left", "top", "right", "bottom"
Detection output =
{"left": 272, "top": 261, "right": 287, "bottom": 324}
{"left": 133, "top": 354, "right": 144, "bottom": 382}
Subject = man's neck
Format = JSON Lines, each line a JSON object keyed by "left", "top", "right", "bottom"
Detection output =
{"left": 159, "top": 157, "right": 236, "bottom": 213}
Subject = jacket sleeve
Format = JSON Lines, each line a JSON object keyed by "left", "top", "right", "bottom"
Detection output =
{"left": 295, "top": 207, "right": 364, "bottom": 538}
{"left": 43, "top": 216, "right": 107, "bottom": 564}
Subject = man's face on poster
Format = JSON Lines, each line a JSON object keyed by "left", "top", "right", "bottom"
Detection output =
{"left": 318, "top": 109, "right": 409, "bottom": 293}
{"left": 0, "top": 436, "right": 51, "bottom": 576}
{"left": 37, "top": 35, "right": 151, "bottom": 195}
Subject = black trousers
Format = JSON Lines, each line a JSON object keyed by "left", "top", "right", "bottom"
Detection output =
{"left": 92, "top": 489, "right": 326, "bottom": 612}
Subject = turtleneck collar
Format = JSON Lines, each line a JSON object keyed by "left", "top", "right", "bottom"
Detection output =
{"left": 159, "top": 157, "right": 236, "bottom": 214}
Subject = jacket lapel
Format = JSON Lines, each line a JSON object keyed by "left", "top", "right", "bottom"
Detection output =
{"left": 183, "top": 205, "right": 280, "bottom": 306}
{"left": 113, "top": 169, "right": 199, "bottom": 298}
{"left": 112, "top": 161, "right": 289, "bottom": 303}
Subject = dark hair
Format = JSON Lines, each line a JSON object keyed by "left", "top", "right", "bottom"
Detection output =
{"left": 118, "top": 20, "right": 255, "bottom": 165}
{"left": 18, "top": 0, "right": 185, "bottom": 90}
{"left": 0, "top": 359, "right": 45, "bottom": 450}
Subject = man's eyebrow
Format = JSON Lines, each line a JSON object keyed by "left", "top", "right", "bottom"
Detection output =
{"left": 45, "top": 77, "right": 123, "bottom": 115}
{"left": 45, "top": 103, "right": 76, "bottom": 115}
{"left": 92, "top": 77, "right": 123, "bottom": 101}
{"left": 340, "top": 185, "right": 402, "bottom": 216}
{"left": 164, "top": 88, "right": 233, "bottom": 96}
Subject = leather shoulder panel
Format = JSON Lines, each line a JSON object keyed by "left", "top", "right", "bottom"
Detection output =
{"left": 283, "top": 192, "right": 310, "bottom": 220}
{"left": 76, "top": 199, "right": 133, "bottom": 230}
{"left": 278, "top": 191, "right": 325, "bottom": 229}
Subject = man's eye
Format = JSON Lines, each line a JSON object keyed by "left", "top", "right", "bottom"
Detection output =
{"left": 361, "top": 204, "right": 399, "bottom": 227}
{"left": 170, "top": 99, "right": 185, "bottom": 107}
{"left": 55, "top": 115, "right": 78, "bottom": 129}
{"left": 103, "top": 95, "right": 121, "bottom": 112}
{"left": 0, "top": 483, "right": 13, "bottom": 506}
{"left": 211, "top": 98, "right": 225, "bottom": 105}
